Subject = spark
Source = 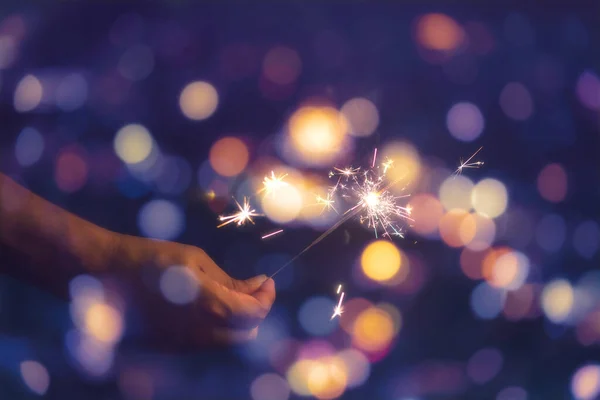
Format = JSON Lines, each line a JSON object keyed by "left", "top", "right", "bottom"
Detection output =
{"left": 331, "top": 285, "right": 345, "bottom": 319}
{"left": 260, "top": 171, "right": 288, "bottom": 195}
{"left": 316, "top": 192, "right": 337, "bottom": 214}
{"left": 454, "top": 146, "right": 484, "bottom": 176}
{"left": 371, "top": 148, "right": 378, "bottom": 168}
{"left": 217, "top": 197, "right": 261, "bottom": 228}
{"left": 261, "top": 229, "right": 284, "bottom": 239}
{"left": 382, "top": 158, "right": 394, "bottom": 174}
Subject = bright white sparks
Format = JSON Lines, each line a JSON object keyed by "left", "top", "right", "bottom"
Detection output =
{"left": 217, "top": 197, "right": 261, "bottom": 228}
{"left": 260, "top": 171, "right": 288, "bottom": 196}
{"left": 331, "top": 284, "right": 345, "bottom": 319}
{"left": 454, "top": 146, "right": 484, "bottom": 176}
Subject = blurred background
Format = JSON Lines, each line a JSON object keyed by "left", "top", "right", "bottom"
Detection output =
{"left": 0, "top": 2, "right": 599, "bottom": 399}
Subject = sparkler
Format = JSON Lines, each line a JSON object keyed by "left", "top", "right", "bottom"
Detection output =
{"left": 217, "top": 197, "right": 261, "bottom": 228}
{"left": 331, "top": 284, "right": 345, "bottom": 320}
{"left": 454, "top": 146, "right": 484, "bottom": 176}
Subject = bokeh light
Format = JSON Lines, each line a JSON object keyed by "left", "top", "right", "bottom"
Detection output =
{"left": 571, "top": 364, "right": 600, "bottom": 400}
{"left": 499, "top": 82, "right": 534, "bottom": 121}
{"left": 84, "top": 303, "right": 124, "bottom": 343}
{"left": 361, "top": 240, "right": 402, "bottom": 282}
{"left": 306, "top": 356, "right": 348, "bottom": 399}
{"left": 14, "top": 74, "right": 42, "bottom": 112}
{"left": 573, "top": 220, "right": 600, "bottom": 259}
{"left": 160, "top": 265, "right": 200, "bottom": 305}
{"left": 446, "top": 102, "right": 484, "bottom": 142}
{"left": 251, "top": 373, "right": 290, "bottom": 400}
{"left": 15, "top": 127, "right": 44, "bottom": 167}
{"left": 439, "top": 175, "right": 474, "bottom": 211}
{"left": 20, "top": 361, "right": 50, "bottom": 395}
{"left": 535, "top": 214, "right": 566, "bottom": 253}
{"left": 542, "top": 279, "right": 574, "bottom": 323}
{"left": 408, "top": 193, "right": 444, "bottom": 236}
{"left": 340, "top": 97, "right": 379, "bottom": 137}
{"left": 56, "top": 72, "right": 88, "bottom": 111}
{"left": 415, "top": 13, "right": 465, "bottom": 51}
{"left": 114, "top": 124, "right": 154, "bottom": 165}
{"left": 286, "top": 105, "right": 349, "bottom": 167}
{"left": 470, "top": 282, "right": 505, "bottom": 319}
{"left": 137, "top": 199, "right": 185, "bottom": 240}
{"left": 465, "top": 212, "right": 496, "bottom": 251}
{"left": 298, "top": 296, "right": 337, "bottom": 336}
{"left": 380, "top": 141, "right": 422, "bottom": 192}
{"left": 336, "top": 349, "right": 370, "bottom": 388}
{"left": 537, "top": 163, "right": 567, "bottom": 203}
{"left": 466, "top": 348, "right": 503, "bottom": 384}
{"left": 179, "top": 81, "right": 219, "bottom": 120}
{"left": 352, "top": 306, "right": 396, "bottom": 353}
{"left": 471, "top": 178, "right": 508, "bottom": 218}
{"left": 263, "top": 46, "right": 302, "bottom": 86}
{"left": 439, "top": 209, "right": 473, "bottom": 247}
{"left": 55, "top": 147, "right": 89, "bottom": 193}
{"left": 489, "top": 250, "right": 530, "bottom": 291}
{"left": 503, "top": 284, "right": 535, "bottom": 321}
{"left": 209, "top": 137, "right": 249, "bottom": 177}
{"left": 576, "top": 71, "right": 600, "bottom": 110}
{"left": 262, "top": 183, "right": 303, "bottom": 224}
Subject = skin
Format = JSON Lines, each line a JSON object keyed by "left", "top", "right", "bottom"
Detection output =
{"left": 0, "top": 173, "right": 276, "bottom": 348}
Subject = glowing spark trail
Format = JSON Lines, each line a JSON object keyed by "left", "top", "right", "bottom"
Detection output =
{"left": 315, "top": 192, "right": 337, "bottom": 214}
{"left": 331, "top": 284, "right": 345, "bottom": 319}
{"left": 454, "top": 146, "right": 484, "bottom": 176}
{"left": 260, "top": 171, "right": 288, "bottom": 196}
{"left": 217, "top": 197, "right": 261, "bottom": 228}
{"left": 261, "top": 229, "right": 284, "bottom": 240}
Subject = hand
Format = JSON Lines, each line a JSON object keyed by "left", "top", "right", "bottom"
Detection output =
{"left": 110, "top": 234, "right": 276, "bottom": 349}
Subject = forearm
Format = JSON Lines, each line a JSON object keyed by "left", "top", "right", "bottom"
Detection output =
{"left": 0, "top": 173, "right": 117, "bottom": 289}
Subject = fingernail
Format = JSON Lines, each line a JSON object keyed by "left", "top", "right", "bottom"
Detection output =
{"left": 248, "top": 274, "right": 268, "bottom": 285}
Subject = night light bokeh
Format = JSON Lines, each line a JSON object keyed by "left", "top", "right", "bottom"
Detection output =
{"left": 0, "top": 3, "right": 598, "bottom": 400}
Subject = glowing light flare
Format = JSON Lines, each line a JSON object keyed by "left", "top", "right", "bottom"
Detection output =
{"left": 454, "top": 146, "right": 484, "bottom": 176}
{"left": 542, "top": 279, "right": 575, "bottom": 323}
{"left": 260, "top": 170, "right": 289, "bottom": 196}
{"left": 361, "top": 240, "right": 402, "bottom": 282}
{"left": 179, "top": 81, "right": 219, "bottom": 121}
{"left": 209, "top": 137, "right": 249, "bottom": 177}
{"left": 380, "top": 141, "right": 421, "bottom": 192}
{"left": 571, "top": 364, "right": 600, "bottom": 400}
{"left": 217, "top": 197, "right": 261, "bottom": 228}
{"left": 261, "top": 183, "right": 303, "bottom": 224}
{"left": 471, "top": 178, "right": 508, "bottom": 219}
{"left": 331, "top": 284, "right": 345, "bottom": 320}
{"left": 352, "top": 306, "right": 395, "bottom": 353}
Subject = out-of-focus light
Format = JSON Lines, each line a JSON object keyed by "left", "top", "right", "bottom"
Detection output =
{"left": 262, "top": 183, "right": 303, "bottom": 224}
{"left": 65, "top": 330, "right": 114, "bottom": 377}
{"left": 460, "top": 248, "right": 487, "bottom": 280}
{"left": 209, "top": 136, "right": 249, "bottom": 177}
{"left": 381, "top": 141, "right": 422, "bottom": 192}
{"left": 481, "top": 247, "right": 512, "bottom": 283}
{"left": 0, "top": 35, "right": 16, "bottom": 69}
{"left": 114, "top": 124, "right": 154, "bottom": 165}
{"left": 159, "top": 265, "right": 199, "bottom": 305}
{"left": 415, "top": 13, "right": 465, "bottom": 51}
{"left": 470, "top": 282, "right": 505, "bottom": 319}
{"left": 14, "top": 74, "right": 43, "bottom": 112}
{"left": 361, "top": 241, "right": 402, "bottom": 282}
{"left": 337, "top": 348, "right": 370, "bottom": 389}
{"left": 535, "top": 214, "right": 566, "bottom": 253}
{"left": 338, "top": 297, "right": 373, "bottom": 335}
{"left": 251, "top": 373, "right": 291, "bottom": 400}
{"left": 69, "top": 275, "right": 103, "bottom": 301}
{"left": 84, "top": 303, "right": 124, "bottom": 344}
{"left": 408, "top": 194, "right": 444, "bottom": 236}
{"left": 465, "top": 213, "right": 496, "bottom": 251}
{"left": 15, "top": 127, "right": 44, "bottom": 167}
{"left": 499, "top": 82, "right": 534, "bottom": 121}
{"left": 573, "top": 220, "right": 600, "bottom": 259}
{"left": 497, "top": 386, "right": 527, "bottom": 400}
{"left": 466, "top": 348, "right": 503, "bottom": 384}
{"left": 263, "top": 46, "right": 302, "bottom": 86}
{"left": 489, "top": 250, "right": 530, "bottom": 291}
{"left": 118, "top": 44, "right": 154, "bottom": 81}
{"left": 286, "top": 106, "right": 349, "bottom": 167}
{"left": 571, "top": 364, "right": 600, "bottom": 400}
{"left": 471, "top": 178, "right": 508, "bottom": 219}
{"left": 576, "top": 71, "right": 600, "bottom": 110}
{"left": 306, "top": 356, "right": 348, "bottom": 400}
{"left": 446, "top": 102, "right": 484, "bottom": 142}
{"left": 439, "top": 175, "right": 474, "bottom": 211}
{"left": 340, "top": 97, "right": 379, "bottom": 137}
{"left": 537, "top": 163, "right": 567, "bottom": 203}
{"left": 20, "top": 361, "right": 50, "bottom": 395}
{"left": 287, "top": 359, "right": 316, "bottom": 397}
{"left": 179, "top": 81, "right": 219, "bottom": 120}
{"left": 56, "top": 73, "right": 88, "bottom": 111}
{"left": 439, "top": 209, "right": 472, "bottom": 247}
{"left": 137, "top": 199, "right": 185, "bottom": 240}
{"left": 352, "top": 306, "right": 395, "bottom": 353}
{"left": 298, "top": 296, "right": 337, "bottom": 336}
{"left": 55, "top": 146, "right": 89, "bottom": 193}
{"left": 542, "top": 279, "right": 574, "bottom": 323}
{"left": 503, "top": 284, "right": 535, "bottom": 321}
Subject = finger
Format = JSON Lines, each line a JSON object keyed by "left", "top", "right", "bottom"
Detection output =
{"left": 229, "top": 274, "right": 268, "bottom": 294}
{"left": 251, "top": 278, "right": 276, "bottom": 310}
{"left": 211, "top": 327, "right": 259, "bottom": 345}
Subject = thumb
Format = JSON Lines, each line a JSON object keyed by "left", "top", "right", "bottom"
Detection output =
{"left": 251, "top": 278, "right": 276, "bottom": 310}
{"left": 233, "top": 274, "right": 268, "bottom": 294}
